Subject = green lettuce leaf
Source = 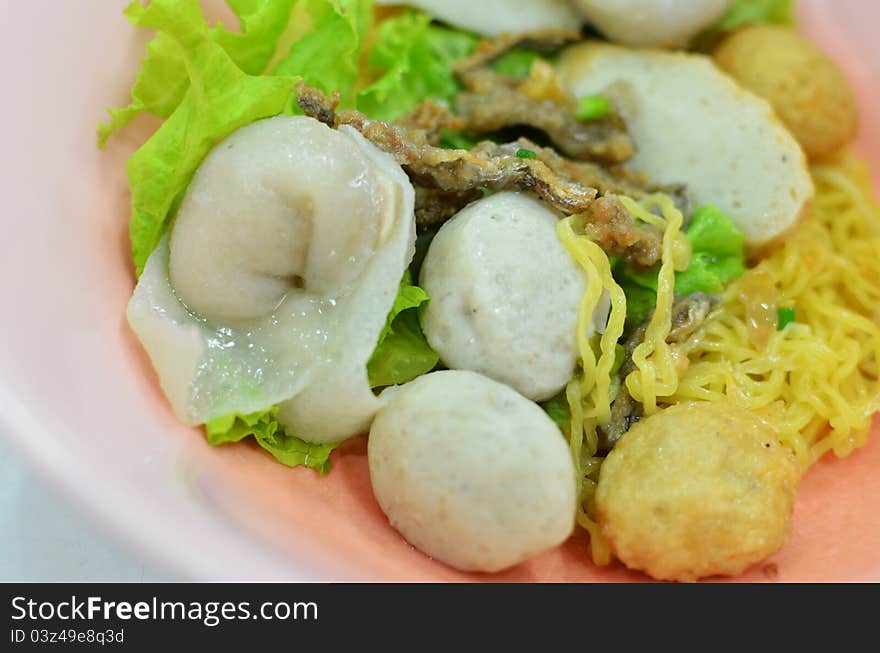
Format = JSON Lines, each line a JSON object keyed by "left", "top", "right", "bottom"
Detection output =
{"left": 213, "top": 0, "right": 300, "bottom": 74}
{"left": 207, "top": 408, "right": 336, "bottom": 474}
{"left": 617, "top": 205, "right": 746, "bottom": 328}
{"left": 673, "top": 205, "right": 747, "bottom": 296}
{"left": 98, "top": 0, "right": 299, "bottom": 146}
{"left": 274, "top": 0, "right": 372, "bottom": 105}
{"left": 367, "top": 273, "right": 439, "bottom": 387}
{"left": 122, "top": 0, "right": 299, "bottom": 274}
{"left": 616, "top": 278, "right": 660, "bottom": 331}
{"left": 97, "top": 2, "right": 192, "bottom": 146}
{"left": 716, "top": 0, "right": 796, "bottom": 31}
{"left": 357, "top": 10, "right": 478, "bottom": 121}
{"left": 541, "top": 391, "right": 571, "bottom": 434}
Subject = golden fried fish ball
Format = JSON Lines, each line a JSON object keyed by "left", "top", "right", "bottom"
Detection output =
{"left": 596, "top": 401, "right": 799, "bottom": 582}
{"left": 714, "top": 25, "right": 858, "bottom": 159}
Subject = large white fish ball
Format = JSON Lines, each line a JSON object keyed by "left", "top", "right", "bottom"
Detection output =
{"left": 129, "top": 115, "right": 416, "bottom": 440}
{"left": 368, "top": 370, "right": 576, "bottom": 572}
{"left": 421, "top": 192, "right": 605, "bottom": 402}
{"left": 169, "top": 116, "right": 396, "bottom": 325}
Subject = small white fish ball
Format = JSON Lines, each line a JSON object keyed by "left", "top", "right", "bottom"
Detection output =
{"left": 368, "top": 371, "right": 577, "bottom": 572}
{"left": 421, "top": 192, "right": 607, "bottom": 402}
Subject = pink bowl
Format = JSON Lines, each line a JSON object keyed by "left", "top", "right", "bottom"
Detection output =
{"left": 1, "top": 0, "right": 878, "bottom": 581}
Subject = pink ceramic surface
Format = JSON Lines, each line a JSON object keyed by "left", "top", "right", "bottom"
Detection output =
{"left": 0, "top": 0, "right": 878, "bottom": 582}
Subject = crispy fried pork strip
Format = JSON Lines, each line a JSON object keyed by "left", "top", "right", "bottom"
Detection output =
{"left": 600, "top": 390, "right": 642, "bottom": 452}
{"left": 395, "top": 100, "right": 465, "bottom": 146}
{"left": 415, "top": 139, "right": 673, "bottom": 259}
{"left": 498, "top": 138, "right": 691, "bottom": 219}
{"left": 455, "top": 69, "right": 634, "bottom": 163}
{"left": 338, "top": 109, "right": 600, "bottom": 211}
{"left": 294, "top": 83, "right": 662, "bottom": 267}
{"left": 296, "top": 84, "right": 340, "bottom": 127}
{"left": 571, "top": 196, "right": 662, "bottom": 268}
{"left": 299, "top": 83, "right": 684, "bottom": 220}
{"left": 295, "top": 84, "right": 596, "bottom": 210}
{"left": 451, "top": 30, "right": 634, "bottom": 163}
{"left": 600, "top": 292, "right": 719, "bottom": 450}
{"left": 619, "top": 291, "right": 718, "bottom": 379}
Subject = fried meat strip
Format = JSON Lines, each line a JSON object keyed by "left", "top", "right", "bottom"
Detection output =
{"left": 471, "top": 142, "right": 662, "bottom": 266}
{"left": 339, "top": 108, "right": 600, "bottom": 212}
{"left": 452, "top": 31, "right": 634, "bottom": 163}
{"left": 619, "top": 292, "right": 718, "bottom": 379}
{"left": 503, "top": 137, "right": 692, "bottom": 219}
{"left": 601, "top": 390, "right": 642, "bottom": 452}
{"left": 296, "top": 84, "right": 340, "bottom": 127}
{"left": 294, "top": 83, "right": 662, "bottom": 267}
{"left": 395, "top": 99, "right": 465, "bottom": 146}
{"left": 600, "top": 292, "right": 719, "bottom": 450}
{"left": 572, "top": 196, "right": 662, "bottom": 268}
{"left": 456, "top": 69, "right": 634, "bottom": 163}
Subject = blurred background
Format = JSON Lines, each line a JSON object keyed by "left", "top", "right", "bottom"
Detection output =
{"left": 0, "top": 439, "right": 173, "bottom": 582}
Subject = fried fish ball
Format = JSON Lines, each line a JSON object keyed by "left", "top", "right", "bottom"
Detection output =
{"left": 596, "top": 401, "right": 799, "bottom": 582}
{"left": 714, "top": 25, "right": 858, "bottom": 159}
{"left": 368, "top": 370, "right": 576, "bottom": 573}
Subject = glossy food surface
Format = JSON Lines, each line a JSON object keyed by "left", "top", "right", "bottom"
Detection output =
{"left": 0, "top": 0, "right": 877, "bottom": 581}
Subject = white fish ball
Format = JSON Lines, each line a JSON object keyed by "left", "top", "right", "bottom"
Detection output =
{"left": 368, "top": 370, "right": 576, "bottom": 572}
{"left": 421, "top": 192, "right": 607, "bottom": 402}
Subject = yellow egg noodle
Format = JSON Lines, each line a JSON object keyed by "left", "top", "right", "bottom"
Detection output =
{"left": 619, "top": 194, "right": 690, "bottom": 415}
{"left": 559, "top": 154, "right": 880, "bottom": 563}
{"left": 672, "top": 154, "right": 880, "bottom": 472}
{"left": 556, "top": 193, "right": 683, "bottom": 564}
{"left": 556, "top": 216, "right": 623, "bottom": 565}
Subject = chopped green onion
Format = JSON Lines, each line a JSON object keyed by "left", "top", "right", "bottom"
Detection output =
{"left": 574, "top": 95, "right": 611, "bottom": 121}
{"left": 777, "top": 306, "right": 796, "bottom": 330}
{"left": 516, "top": 148, "right": 537, "bottom": 159}
{"left": 491, "top": 48, "right": 542, "bottom": 78}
